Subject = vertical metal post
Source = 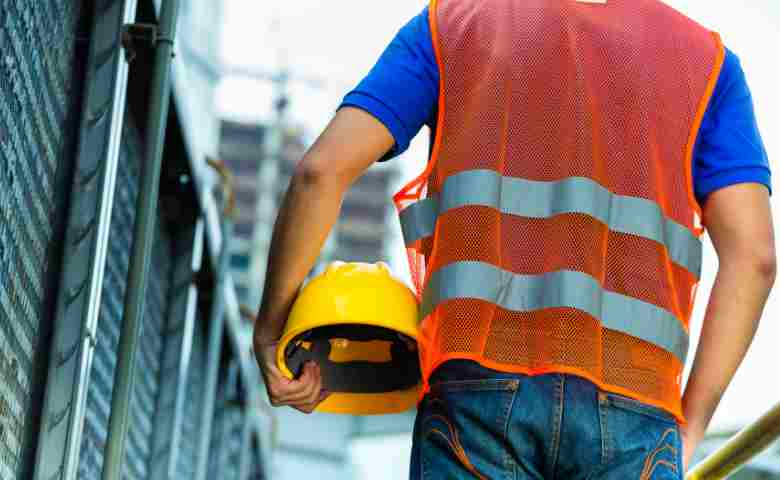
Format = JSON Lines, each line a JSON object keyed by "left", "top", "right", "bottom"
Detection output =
{"left": 238, "top": 406, "right": 253, "bottom": 480}
{"left": 32, "top": 1, "right": 138, "bottom": 479}
{"left": 149, "top": 220, "right": 205, "bottom": 479}
{"left": 251, "top": 428, "right": 266, "bottom": 480}
{"left": 194, "top": 216, "right": 233, "bottom": 480}
{"left": 101, "top": 0, "right": 181, "bottom": 478}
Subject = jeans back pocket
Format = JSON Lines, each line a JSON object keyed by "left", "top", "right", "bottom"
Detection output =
{"left": 596, "top": 392, "right": 682, "bottom": 480}
{"left": 415, "top": 378, "right": 519, "bottom": 480}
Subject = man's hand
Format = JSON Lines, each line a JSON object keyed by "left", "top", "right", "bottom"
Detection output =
{"left": 255, "top": 339, "right": 329, "bottom": 414}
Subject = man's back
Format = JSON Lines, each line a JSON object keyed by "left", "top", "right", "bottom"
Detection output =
{"left": 397, "top": 0, "right": 722, "bottom": 423}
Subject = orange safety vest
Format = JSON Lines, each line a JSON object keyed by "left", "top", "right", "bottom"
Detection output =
{"left": 394, "top": 0, "right": 725, "bottom": 421}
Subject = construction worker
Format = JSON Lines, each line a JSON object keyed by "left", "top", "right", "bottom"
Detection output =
{"left": 253, "top": 1, "right": 775, "bottom": 478}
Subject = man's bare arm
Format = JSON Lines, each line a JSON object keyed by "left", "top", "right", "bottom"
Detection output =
{"left": 681, "top": 183, "right": 776, "bottom": 468}
{"left": 252, "top": 107, "right": 394, "bottom": 413}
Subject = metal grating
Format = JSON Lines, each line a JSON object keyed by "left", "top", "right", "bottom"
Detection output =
{"left": 77, "top": 118, "right": 174, "bottom": 479}
{"left": 0, "top": 0, "right": 87, "bottom": 478}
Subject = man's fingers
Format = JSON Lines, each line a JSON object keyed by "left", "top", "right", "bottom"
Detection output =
{"left": 293, "top": 389, "right": 332, "bottom": 415}
{"left": 298, "top": 369, "right": 324, "bottom": 405}
{"left": 279, "top": 362, "right": 321, "bottom": 402}
{"left": 267, "top": 362, "right": 322, "bottom": 406}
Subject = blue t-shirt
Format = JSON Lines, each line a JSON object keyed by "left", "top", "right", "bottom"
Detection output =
{"left": 342, "top": 7, "right": 771, "bottom": 204}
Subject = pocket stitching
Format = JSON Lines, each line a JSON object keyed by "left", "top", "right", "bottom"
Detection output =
{"left": 605, "top": 394, "right": 677, "bottom": 425}
{"left": 431, "top": 378, "right": 519, "bottom": 394}
{"left": 598, "top": 393, "right": 611, "bottom": 465}
{"left": 640, "top": 428, "right": 679, "bottom": 480}
{"left": 423, "top": 418, "right": 487, "bottom": 480}
{"left": 500, "top": 382, "right": 519, "bottom": 480}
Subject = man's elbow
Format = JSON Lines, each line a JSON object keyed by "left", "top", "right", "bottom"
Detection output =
{"left": 293, "top": 154, "right": 349, "bottom": 191}
{"left": 741, "top": 246, "right": 777, "bottom": 286}
{"left": 718, "top": 243, "right": 777, "bottom": 286}
{"left": 756, "top": 248, "right": 777, "bottom": 286}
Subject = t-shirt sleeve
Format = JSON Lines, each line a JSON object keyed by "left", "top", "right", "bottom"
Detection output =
{"left": 693, "top": 48, "right": 772, "bottom": 205}
{"left": 339, "top": 6, "right": 439, "bottom": 161}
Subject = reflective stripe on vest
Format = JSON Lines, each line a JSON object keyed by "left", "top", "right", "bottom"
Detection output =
{"left": 421, "top": 261, "right": 690, "bottom": 363}
{"left": 399, "top": 169, "right": 703, "bottom": 279}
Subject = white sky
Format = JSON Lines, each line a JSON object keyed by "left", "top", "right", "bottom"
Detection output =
{"left": 218, "top": 1, "right": 779, "bottom": 477}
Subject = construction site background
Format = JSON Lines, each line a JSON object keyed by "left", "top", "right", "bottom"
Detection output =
{"left": 0, "top": 1, "right": 778, "bottom": 479}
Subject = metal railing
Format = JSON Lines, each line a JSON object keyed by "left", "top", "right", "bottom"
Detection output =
{"left": 102, "top": 0, "right": 181, "bottom": 477}
{"left": 687, "top": 400, "right": 780, "bottom": 479}
{"left": 194, "top": 157, "right": 237, "bottom": 480}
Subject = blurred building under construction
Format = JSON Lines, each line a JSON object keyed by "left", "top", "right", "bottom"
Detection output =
{"left": 0, "top": 0, "right": 779, "bottom": 479}
{"left": 218, "top": 119, "right": 398, "bottom": 310}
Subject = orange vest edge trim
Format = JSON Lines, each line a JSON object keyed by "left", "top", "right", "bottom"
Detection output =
{"left": 419, "top": 353, "right": 686, "bottom": 424}
{"left": 392, "top": 0, "right": 446, "bottom": 207}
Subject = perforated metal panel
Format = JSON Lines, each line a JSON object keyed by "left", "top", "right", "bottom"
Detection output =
{"left": 76, "top": 119, "right": 174, "bottom": 479}
{"left": 0, "top": 0, "right": 87, "bottom": 478}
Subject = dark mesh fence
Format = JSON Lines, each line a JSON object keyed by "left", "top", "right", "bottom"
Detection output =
{"left": 0, "top": 0, "right": 88, "bottom": 478}
{"left": 77, "top": 119, "right": 174, "bottom": 479}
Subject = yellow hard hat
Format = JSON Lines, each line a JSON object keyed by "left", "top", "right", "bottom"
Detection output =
{"left": 276, "top": 261, "right": 421, "bottom": 415}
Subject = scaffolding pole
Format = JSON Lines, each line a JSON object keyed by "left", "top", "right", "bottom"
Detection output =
{"left": 101, "top": 0, "right": 181, "bottom": 477}
{"left": 149, "top": 220, "right": 205, "bottom": 480}
{"left": 238, "top": 406, "right": 253, "bottom": 480}
{"left": 687, "top": 401, "right": 780, "bottom": 480}
{"left": 194, "top": 158, "right": 236, "bottom": 480}
{"left": 193, "top": 218, "right": 233, "bottom": 479}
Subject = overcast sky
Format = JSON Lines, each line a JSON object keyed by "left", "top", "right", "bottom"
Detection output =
{"left": 218, "top": 1, "right": 778, "bottom": 477}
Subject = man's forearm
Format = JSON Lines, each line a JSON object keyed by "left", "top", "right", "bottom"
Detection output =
{"left": 682, "top": 257, "right": 775, "bottom": 433}
{"left": 254, "top": 172, "right": 345, "bottom": 343}
{"left": 251, "top": 108, "right": 395, "bottom": 348}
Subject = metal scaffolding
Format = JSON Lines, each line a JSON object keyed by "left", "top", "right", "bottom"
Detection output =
{"left": 101, "top": 0, "right": 182, "bottom": 476}
{"left": 687, "top": 401, "right": 780, "bottom": 480}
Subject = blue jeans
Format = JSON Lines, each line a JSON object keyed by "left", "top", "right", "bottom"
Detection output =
{"left": 410, "top": 360, "right": 683, "bottom": 479}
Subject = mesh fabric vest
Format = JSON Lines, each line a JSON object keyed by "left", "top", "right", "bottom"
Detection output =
{"left": 394, "top": 0, "right": 725, "bottom": 420}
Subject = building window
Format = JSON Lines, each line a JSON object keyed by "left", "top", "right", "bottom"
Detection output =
{"left": 231, "top": 254, "right": 250, "bottom": 270}
{"left": 234, "top": 221, "right": 255, "bottom": 237}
